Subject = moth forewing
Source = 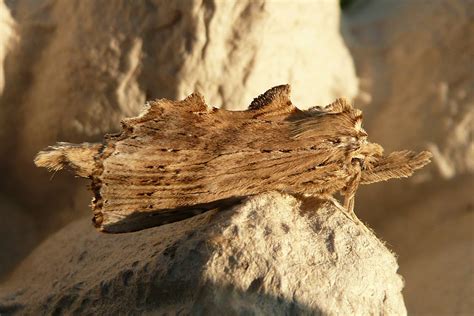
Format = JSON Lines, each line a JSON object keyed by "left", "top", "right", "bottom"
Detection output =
{"left": 35, "top": 85, "right": 431, "bottom": 232}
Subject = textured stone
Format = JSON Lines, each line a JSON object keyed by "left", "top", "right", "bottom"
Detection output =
{"left": 0, "top": 0, "right": 357, "bottom": 195}
{"left": 342, "top": 0, "right": 474, "bottom": 314}
{"left": 0, "top": 0, "right": 358, "bottom": 280}
{"left": 0, "top": 0, "right": 358, "bottom": 262}
{"left": 344, "top": 0, "right": 473, "bottom": 179}
{"left": 0, "top": 193, "right": 406, "bottom": 315}
{"left": 0, "top": 0, "right": 15, "bottom": 94}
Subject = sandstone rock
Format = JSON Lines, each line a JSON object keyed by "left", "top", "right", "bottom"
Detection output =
{"left": 1, "top": 0, "right": 357, "bottom": 195}
{"left": 0, "top": 193, "right": 406, "bottom": 315}
{"left": 0, "top": 0, "right": 15, "bottom": 94}
{"left": 344, "top": 0, "right": 473, "bottom": 180}
{"left": 341, "top": 1, "right": 474, "bottom": 314}
{"left": 0, "top": 0, "right": 23, "bottom": 281}
{"left": 0, "top": 0, "right": 358, "bottom": 261}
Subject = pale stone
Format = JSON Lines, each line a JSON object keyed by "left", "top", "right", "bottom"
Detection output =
{"left": 178, "top": 0, "right": 358, "bottom": 110}
{"left": 344, "top": 0, "right": 473, "bottom": 179}
{"left": 0, "top": 193, "right": 406, "bottom": 315}
{"left": 0, "top": 0, "right": 357, "bottom": 183}
{"left": 0, "top": 0, "right": 358, "bottom": 256}
{"left": 342, "top": 1, "right": 474, "bottom": 314}
{"left": 0, "top": 0, "right": 15, "bottom": 94}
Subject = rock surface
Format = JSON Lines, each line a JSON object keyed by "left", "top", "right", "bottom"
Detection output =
{"left": 0, "top": 193, "right": 406, "bottom": 315}
{"left": 344, "top": 0, "right": 473, "bottom": 180}
{"left": 1, "top": 0, "right": 357, "bottom": 192}
{"left": 0, "top": 0, "right": 358, "bottom": 275}
{"left": 0, "top": 0, "right": 15, "bottom": 94}
{"left": 0, "top": 0, "right": 28, "bottom": 281}
{"left": 342, "top": 0, "right": 474, "bottom": 314}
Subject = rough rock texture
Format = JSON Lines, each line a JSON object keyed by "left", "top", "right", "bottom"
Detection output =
{"left": 342, "top": 0, "right": 474, "bottom": 314}
{"left": 0, "top": 0, "right": 15, "bottom": 94}
{"left": 1, "top": 0, "right": 357, "bottom": 195}
{"left": 0, "top": 193, "right": 406, "bottom": 315}
{"left": 0, "top": 0, "right": 358, "bottom": 277}
{"left": 344, "top": 0, "right": 473, "bottom": 180}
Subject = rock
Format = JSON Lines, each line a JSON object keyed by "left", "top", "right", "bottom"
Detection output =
{"left": 0, "top": 0, "right": 21, "bottom": 280}
{"left": 344, "top": 0, "right": 473, "bottom": 179}
{"left": 0, "top": 0, "right": 15, "bottom": 94}
{"left": 341, "top": 0, "right": 474, "bottom": 314}
{"left": 0, "top": 193, "right": 406, "bottom": 315}
{"left": 0, "top": 195, "right": 38, "bottom": 281}
{"left": 0, "top": 0, "right": 358, "bottom": 259}
{"left": 1, "top": 0, "right": 357, "bottom": 188}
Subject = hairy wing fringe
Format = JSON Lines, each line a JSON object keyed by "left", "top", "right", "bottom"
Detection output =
{"left": 34, "top": 142, "right": 102, "bottom": 177}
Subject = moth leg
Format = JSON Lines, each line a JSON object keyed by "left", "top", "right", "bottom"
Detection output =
{"left": 328, "top": 196, "right": 357, "bottom": 223}
{"left": 341, "top": 161, "right": 375, "bottom": 234}
{"left": 343, "top": 163, "right": 362, "bottom": 216}
{"left": 344, "top": 194, "right": 356, "bottom": 214}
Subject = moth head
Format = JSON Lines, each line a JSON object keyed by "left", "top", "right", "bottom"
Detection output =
{"left": 354, "top": 142, "right": 385, "bottom": 170}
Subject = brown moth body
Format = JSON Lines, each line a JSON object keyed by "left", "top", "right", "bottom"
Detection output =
{"left": 35, "top": 85, "right": 431, "bottom": 232}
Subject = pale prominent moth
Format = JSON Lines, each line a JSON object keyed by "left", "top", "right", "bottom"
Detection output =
{"left": 35, "top": 85, "right": 431, "bottom": 232}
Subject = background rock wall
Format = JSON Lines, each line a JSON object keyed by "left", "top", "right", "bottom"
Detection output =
{"left": 0, "top": 0, "right": 357, "bottom": 278}
{"left": 0, "top": 0, "right": 473, "bottom": 314}
{"left": 343, "top": 0, "right": 473, "bottom": 314}
{"left": 0, "top": 193, "right": 407, "bottom": 315}
{"left": 0, "top": 0, "right": 15, "bottom": 93}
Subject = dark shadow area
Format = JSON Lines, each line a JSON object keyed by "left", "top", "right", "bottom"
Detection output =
{"left": 103, "top": 196, "right": 247, "bottom": 233}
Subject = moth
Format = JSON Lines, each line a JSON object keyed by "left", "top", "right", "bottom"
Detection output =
{"left": 35, "top": 85, "right": 432, "bottom": 232}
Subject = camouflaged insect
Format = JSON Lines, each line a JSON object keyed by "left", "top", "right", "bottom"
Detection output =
{"left": 35, "top": 85, "right": 431, "bottom": 232}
